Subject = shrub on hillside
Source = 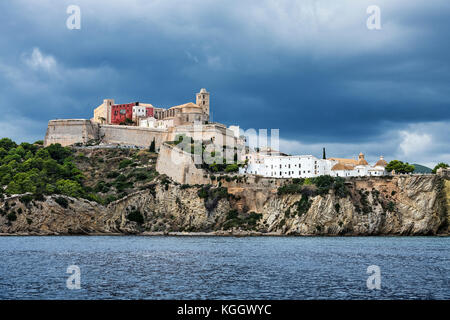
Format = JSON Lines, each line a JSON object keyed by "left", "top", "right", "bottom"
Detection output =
{"left": 127, "top": 210, "right": 144, "bottom": 224}
{"left": 107, "top": 171, "right": 120, "bottom": 179}
{"left": 225, "top": 164, "right": 239, "bottom": 173}
{"left": 119, "top": 159, "right": 133, "bottom": 169}
{"left": 7, "top": 212, "right": 17, "bottom": 222}
{"left": 222, "top": 210, "right": 262, "bottom": 230}
{"left": 55, "top": 196, "right": 69, "bottom": 209}
{"left": 294, "top": 194, "right": 312, "bottom": 216}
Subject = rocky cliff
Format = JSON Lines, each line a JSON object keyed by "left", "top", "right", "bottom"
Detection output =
{"left": 0, "top": 175, "right": 448, "bottom": 236}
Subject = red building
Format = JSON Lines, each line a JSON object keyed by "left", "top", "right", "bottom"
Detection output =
{"left": 145, "top": 107, "right": 154, "bottom": 118}
{"left": 110, "top": 102, "right": 136, "bottom": 124}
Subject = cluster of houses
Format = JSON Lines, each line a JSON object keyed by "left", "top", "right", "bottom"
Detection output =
{"left": 93, "top": 89, "right": 211, "bottom": 129}
{"left": 239, "top": 148, "right": 388, "bottom": 178}
{"left": 91, "top": 88, "right": 390, "bottom": 179}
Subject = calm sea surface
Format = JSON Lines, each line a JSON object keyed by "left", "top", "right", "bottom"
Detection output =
{"left": 0, "top": 236, "right": 448, "bottom": 300}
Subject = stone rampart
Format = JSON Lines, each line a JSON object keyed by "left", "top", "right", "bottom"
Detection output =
{"left": 99, "top": 125, "right": 167, "bottom": 149}
{"left": 44, "top": 119, "right": 239, "bottom": 151}
{"left": 44, "top": 119, "right": 99, "bottom": 147}
{"left": 156, "top": 143, "right": 210, "bottom": 184}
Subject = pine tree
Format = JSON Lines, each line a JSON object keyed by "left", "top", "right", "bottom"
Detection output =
{"left": 149, "top": 138, "right": 156, "bottom": 152}
{"left": 322, "top": 147, "right": 326, "bottom": 160}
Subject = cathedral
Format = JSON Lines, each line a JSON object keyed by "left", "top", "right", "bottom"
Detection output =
{"left": 92, "top": 89, "right": 211, "bottom": 129}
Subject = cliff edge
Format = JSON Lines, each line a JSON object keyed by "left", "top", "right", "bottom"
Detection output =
{"left": 1, "top": 175, "right": 448, "bottom": 236}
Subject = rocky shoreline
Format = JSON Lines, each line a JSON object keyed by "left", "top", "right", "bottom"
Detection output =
{"left": 1, "top": 175, "right": 449, "bottom": 236}
{"left": 1, "top": 231, "right": 448, "bottom": 237}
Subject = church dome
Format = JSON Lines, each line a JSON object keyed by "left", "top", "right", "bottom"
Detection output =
{"left": 375, "top": 156, "right": 388, "bottom": 167}
{"left": 358, "top": 158, "right": 369, "bottom": 165}
{"left": 357, "top": 152, "right": 368, "bottom": 165}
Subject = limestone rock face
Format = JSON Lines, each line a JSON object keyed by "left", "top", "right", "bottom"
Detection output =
{"left": 0, "top": 195, "right": 123, "bottom": 235}
{"left": 224, "top": 175, "right": 449, "bottom": 236}
{"left": 0, "top": 176, "right": 448, "bottom": 236}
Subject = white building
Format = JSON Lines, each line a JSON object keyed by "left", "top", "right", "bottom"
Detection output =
{"left": 240, "top": 151, "right": 334, "bottom": 178}
{"left": 240, "top": 151, "right": 388, "bottom": 178}
{"left": 139, "top": 117, "right": 174, "bottom": 129}
{"left": 139, "top": 117, "right": 157, "bottom": 128}
{"left": 132, "top": 106, "right": 147, "bottom": 120}
{"left": 263, "top": 155, "right": 335, "bottom": 178}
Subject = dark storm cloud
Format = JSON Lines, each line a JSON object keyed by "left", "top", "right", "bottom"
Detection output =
{"left": 0, "top": 0, "right": 449, "bottom": 165}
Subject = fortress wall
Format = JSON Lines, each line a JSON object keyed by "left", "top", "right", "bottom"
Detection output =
{"left": 44, "top": 119, "right": 99, "bottom": 147}
{"left": 44, "top": 120, "right": 241, "bottom": 153}
{"left": 168, "top": 124, "right": 240, "bottom": 147}
{"left": 156, "top": 143, "right": 209, "bottom": 185}
{"left": 99, "top": 125, "right": 168, "bottom": 149}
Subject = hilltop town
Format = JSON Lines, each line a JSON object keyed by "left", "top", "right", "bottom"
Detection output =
{"left": 0, "top": 89, "right": 448, "bottom": 235}
{"left": 42, "top": 88, "right": 412, "bottom": 185}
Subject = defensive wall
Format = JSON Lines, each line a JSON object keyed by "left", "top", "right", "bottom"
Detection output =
{"left": 167, "top": 123, "right": 241, "bottom": 147}
{"left": 156, "top": 142, "right": 210, "bottom": 185}
{"left": 44, "top": 119, "right": 241, "bottom": 151}
{"left": 44, "top": 119, "right": 99, "bottom": 147}
{"left": 155, "top": 143, "right": 288, "bottom": 186}
{"left": 99, "top": 125, "right": 167, "bottom": 149}
{"left": 44, "top": 119, "right": 167, "bottom": 149}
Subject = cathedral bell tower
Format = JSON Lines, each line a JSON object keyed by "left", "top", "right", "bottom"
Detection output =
{"left": 196, "top": 88, "right": 210, "bottom": 121}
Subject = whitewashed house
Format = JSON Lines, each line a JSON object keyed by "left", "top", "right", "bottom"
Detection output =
{"left": 240, "top": 150, "right": 388, "bottom": 178}
{"left": 132, "top": 106, "right": 147, "bottom": 120}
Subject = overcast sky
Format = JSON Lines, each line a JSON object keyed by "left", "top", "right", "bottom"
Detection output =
{"left": 0, "top": 0, "right": 449, "bottom": 167}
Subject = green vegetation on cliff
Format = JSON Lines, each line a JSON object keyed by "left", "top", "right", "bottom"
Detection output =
{"left": 168, "top": 134, "right": 243, "bottom": 174}
{"left": 433, "top": 162, "right": 449, "bottom": 174}
{"left": 0, "top": 138, "right": 83, "bottom": 197}
{"left": 0, "top": 138, "right": 159, "bottom": 205}
{"left": 222, "top": 210, "right": 262, "bottom": 230}
{"left": 127, "top": 209, "right": 145, "bottom": 224}
{"left": 277, "top": 176, "right": 349, "bottom": 198}
{"left": 197, "top": 184, "right": 232, "bottom": 212}
{"left": 386, "top": 160, "right": 415, "bottom": 174}
{"left": 277, "top": 176, "right": 350, "bottom": 218}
